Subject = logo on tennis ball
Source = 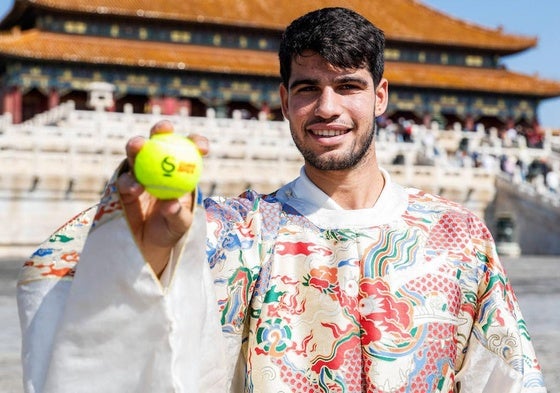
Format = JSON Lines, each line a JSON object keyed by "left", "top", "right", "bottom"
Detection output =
{"left": 134, "top": 133, "right": 202, "bottom": 199}
{"left": 161, "top": 156, "right": 176, "bottom": 176}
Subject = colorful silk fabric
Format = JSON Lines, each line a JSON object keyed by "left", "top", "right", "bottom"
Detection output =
{"left": 206, "top": 172, "right": 545, "bottom": 392}
{"left": 18, "top": 170, "right": 546, "bottom": 392}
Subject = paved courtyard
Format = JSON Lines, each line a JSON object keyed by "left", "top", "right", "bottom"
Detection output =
{"left": 1, "top": 252, "right": 559, "bottom": 392}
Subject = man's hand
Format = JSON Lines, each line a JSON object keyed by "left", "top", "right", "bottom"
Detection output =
{"left": 117, "top": 120, "right": 209, "bottom": 277}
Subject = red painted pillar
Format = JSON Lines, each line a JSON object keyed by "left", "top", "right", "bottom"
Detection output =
{"left": 48, "top": 88, "right": 60, "bottom": 109}
{"left": 163, "top": 96, "right": 178, "bottom": 115}
{"left": 3, "top": 87, "right": 23, "bottom": 123}
{"left": 2, "top": 88, "right": 11, "bottom": 116}
{"left": 14, "top": 87, "right": 22, "bottom": 124}
{"left": 465, "top": 114, "right": 475, "bottom": 132}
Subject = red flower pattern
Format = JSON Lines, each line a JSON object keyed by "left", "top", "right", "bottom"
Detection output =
{"left": 359, "top": 278, "right": 414, "bottom": 346}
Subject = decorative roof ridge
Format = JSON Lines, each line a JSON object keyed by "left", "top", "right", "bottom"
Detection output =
{"left": 0, "top": 25, "right": 33, "bottom": 39}
{"left": 0, "top": 25, "right": 25, "bottom": 40}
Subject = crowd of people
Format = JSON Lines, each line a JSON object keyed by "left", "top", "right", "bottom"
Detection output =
{"left": 377, "top": 115, "right": 560, "bottom": 197}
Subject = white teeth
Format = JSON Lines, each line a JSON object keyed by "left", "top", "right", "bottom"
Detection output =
{"left": 313, "top": 129, "right": 346, "bottom": 137}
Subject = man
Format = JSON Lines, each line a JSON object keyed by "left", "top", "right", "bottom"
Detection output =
{"left": 18, "top": 7, "right": 546, "bottom": 393}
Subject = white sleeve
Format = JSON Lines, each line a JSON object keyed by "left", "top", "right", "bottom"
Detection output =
{"left": 455, "top": 338, "right": 546, "bottom": 393}
{"left": 18, "top": 203, "right": 229, "bottom": 393}
{"left": 18, "top": 207, "right": 96, "bottom": 393}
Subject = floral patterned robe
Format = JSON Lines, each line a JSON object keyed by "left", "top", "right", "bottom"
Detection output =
{"left": 18, "top": 168, "right": 546, "bottom": 392}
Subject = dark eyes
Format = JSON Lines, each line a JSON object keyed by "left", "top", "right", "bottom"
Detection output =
{"left": 296, "top": 85, "right": 318, "bottom": 92}
{"left": 339, "top": 84, "right": 361, "bottom": 91}
{"left": 294, "top": 84, "right": 362, "bottom": 94}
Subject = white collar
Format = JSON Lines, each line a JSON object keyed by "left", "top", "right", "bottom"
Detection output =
{"left": 275, "top": 167, "right": 409, "bottom": 229}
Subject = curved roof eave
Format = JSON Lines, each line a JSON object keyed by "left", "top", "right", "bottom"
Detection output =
{"left": 0, "top": 29, "right": 558, "bottom": 98}
{"left": 0, "top": 29, "right": 279, "bottom": 77}
{"left": 2, "top": 0, "right": 537, "bottom": 53}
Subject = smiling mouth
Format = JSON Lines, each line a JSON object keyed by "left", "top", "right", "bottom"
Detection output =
{"left": 310, "top": 129, "right": 348, "bottom": 137}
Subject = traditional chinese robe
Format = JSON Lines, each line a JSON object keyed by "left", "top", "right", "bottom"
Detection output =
{"left": 18, "top": 169, "right": 546, "bottom": 392}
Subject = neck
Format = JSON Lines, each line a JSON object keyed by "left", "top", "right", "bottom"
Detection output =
{"left": 303, "top": 162, "right": 385, "bottom": 210}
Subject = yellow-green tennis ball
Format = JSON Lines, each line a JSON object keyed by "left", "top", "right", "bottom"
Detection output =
{"left": 134, "top": 133, "right": 203, "bottom": 199}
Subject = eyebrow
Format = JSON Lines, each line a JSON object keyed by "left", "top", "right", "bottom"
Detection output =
{"left": 338, "top": 75, "right": 370, "bottom": 87}
{"left": 289, "top": 75, "right": 370, "bottom": 91}
{"left": 289, "top": 78, "right": 319, "bottom": 91}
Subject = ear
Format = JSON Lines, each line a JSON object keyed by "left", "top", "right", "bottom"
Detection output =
{"left": 279, "top": 83, "right": 290, "bottom": 121}
{"left": 374, "top": 78, "right": 389, "bottom": 117}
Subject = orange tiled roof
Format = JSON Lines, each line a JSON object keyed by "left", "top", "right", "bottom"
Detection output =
{"left": 387, "top": 62, "right": 560, "bottom": 98}
{"left": 7, "top": 0, "right": 536, "bottom": 52}
{"left": 1, "top": 29, "right": 559, "bottom": 97}
{"left": 0, "top": 29, "right": 276, "bottom": 76}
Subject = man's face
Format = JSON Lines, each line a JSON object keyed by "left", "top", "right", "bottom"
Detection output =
{"left": 280, "top": 51, "right": 388, "bottom": 171}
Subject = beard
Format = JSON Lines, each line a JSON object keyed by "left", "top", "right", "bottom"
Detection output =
{"left": 292, "top": 121, "right": 377, "bottom": 171}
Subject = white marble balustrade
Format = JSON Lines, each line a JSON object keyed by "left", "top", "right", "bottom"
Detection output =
{"left": 0, "top": 103, "right": 557, "bottom": 206}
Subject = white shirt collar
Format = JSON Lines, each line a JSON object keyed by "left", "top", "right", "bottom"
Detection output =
{"left": 275, "top": 167, "right": 409, "bottom": 229}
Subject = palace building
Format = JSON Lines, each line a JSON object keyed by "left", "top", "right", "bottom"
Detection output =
{"left": 1, "top": 0, "right": 560, "bottom": 128}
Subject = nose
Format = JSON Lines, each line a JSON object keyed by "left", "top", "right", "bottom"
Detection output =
{"left": 314, "top": 87, "right": 342, "bottom": 119}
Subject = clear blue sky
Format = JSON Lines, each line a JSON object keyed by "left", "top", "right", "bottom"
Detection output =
{"left": 421, "top": 0, "right": 560, "bottom": 129}
{"left": 1, "top": 0, "right": 559, "bottom": 127}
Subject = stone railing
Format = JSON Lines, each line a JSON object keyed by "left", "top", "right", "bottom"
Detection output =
{"left": 0, "top": 108, "right": 301, "bottom": 198}
{"left": 0, "top": 104, "right": 556, "bottom": 205}
{"left": 2, "top": 104, "right": 559, "bottom": 246}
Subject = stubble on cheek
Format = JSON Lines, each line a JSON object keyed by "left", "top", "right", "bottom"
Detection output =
{"left": 292, "top": 125, "right": 376, "bottom": 171}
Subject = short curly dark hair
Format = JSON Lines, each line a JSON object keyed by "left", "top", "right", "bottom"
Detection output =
{"left": 279, "top": 7, "right": 385, "bottom": 88}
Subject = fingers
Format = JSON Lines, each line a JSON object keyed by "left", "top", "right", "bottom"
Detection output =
{"left": 156, "top": 195, "right": 194, "bottom": 235}
{"left": 125, "top": 135, "right": 146, "bottom": 171}
{"left": 125, "top": 120, "right": 175, "bottom": 170}
{"left": 134, "top": 119, "right": 209, "bottom": 157}
{"left": 117, "top": 171, "right": 149, "bottom": 241}
{"left": 118, "top": 169, "right": 195, "bottom": 248}
{"left": 117, "top": 171, "right": 145, "bottom": 204}
{"left": 150, "top": 119, "right": 175, "bottom": 137}
{"left": 188, "top": 134, "right": 210, "bottom": 156}
{"left": 150, "top": 119, "right": 209, "bottom": 156}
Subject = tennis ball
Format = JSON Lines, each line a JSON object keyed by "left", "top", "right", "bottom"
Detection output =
{"left": 133, "top": 133, "right": 203, "bottom": 199}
